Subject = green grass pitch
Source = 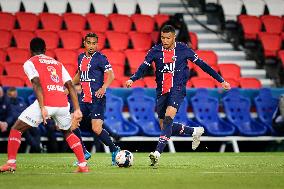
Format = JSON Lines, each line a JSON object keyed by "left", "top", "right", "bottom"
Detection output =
{"left": 0, "top": 153, "right": 284, "bottom": 189}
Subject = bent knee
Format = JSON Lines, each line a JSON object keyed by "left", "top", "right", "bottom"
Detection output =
{"left": 91, "top": 119, "right": 103, "bottom": 134}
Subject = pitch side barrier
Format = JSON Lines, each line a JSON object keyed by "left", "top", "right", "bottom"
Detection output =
{"left": 1, "top": 136, "right": 284, "bottom": 153}
{"left": 7, "top": 87, "right": 284, "bottom": 104}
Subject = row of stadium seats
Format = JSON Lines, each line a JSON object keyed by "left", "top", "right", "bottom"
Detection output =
{"left": 210, "top": 0, "right": 284, "bottom": 22}
{"left": 0, "top": 12, "right": 170, "bottom": 33}
{"left": 0, "top": 0, "right": 160, "bottom": 15}
{"left": 84, "top": 88, "right": 279, "bottom": 137}
{"left": 0, "top": 47, "right": 263, "bottom": 89}
{"left": 0, "top": 73, "right": 262, "bottom": 89}
{"left": 0, "top": 30, "right": 160, "bottom": 50}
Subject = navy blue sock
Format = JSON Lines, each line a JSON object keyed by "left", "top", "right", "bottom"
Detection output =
{"left": 97, "top": 129, "right": 117, "bottom": 152}
{"left": 72, "top": 128, "right": 87, "bottom": 154}
{"left": 172, "top": 122, "right": 194, "bottom": 136}
{"left": 155, "top": 116, "right": 173, "bottom": 154}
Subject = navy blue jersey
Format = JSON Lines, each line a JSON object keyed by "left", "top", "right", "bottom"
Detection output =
{"left": 130, "top": 42, "right": 224, "bottom": 96}
{"left": 78, "top": 52, "right": 112, "bottom": 103}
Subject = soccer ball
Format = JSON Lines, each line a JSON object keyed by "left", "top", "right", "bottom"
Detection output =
{"left": 115, "top": 150, "right": 134, "bottom": 167}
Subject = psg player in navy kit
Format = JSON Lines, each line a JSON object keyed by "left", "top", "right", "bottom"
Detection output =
{"left": 126, "top": 25, "right": 231, "bottom": 167}
{"left": 72, "top": 33, "right": 120, "bottom": 165}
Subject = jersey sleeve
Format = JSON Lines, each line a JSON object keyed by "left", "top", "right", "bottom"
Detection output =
{"left": 62, "top": 64, "right": 72, "bottom": 84}
{"left": 99, "top": 55, "right": 112, "bottom": 72}
{"left": 23, "top": 60, "right": 39, "bottom": 81}
{"left": 130, "top": 47, "right": 155, "bottom": 81}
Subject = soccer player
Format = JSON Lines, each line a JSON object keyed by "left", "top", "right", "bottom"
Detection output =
{"left": 72, "top": 33, "right": 120, "bottom": 165}
{"left": 0, "top": 38, "right": 88, "bottom": 173}
{"left": 125, "top": 25, "right": 231, "bottom": 167}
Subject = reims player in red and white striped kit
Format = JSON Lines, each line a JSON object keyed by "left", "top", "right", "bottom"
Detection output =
{"left": 0, "top": 38, "right": 88, "bottom": 173}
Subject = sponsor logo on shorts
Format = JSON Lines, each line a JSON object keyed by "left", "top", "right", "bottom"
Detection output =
{"left": 25, "top": 116, "right": 37, "bottom": 124}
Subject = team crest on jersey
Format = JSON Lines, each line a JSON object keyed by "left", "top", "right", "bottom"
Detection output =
{"left": 47, "top": 66, "right": 59, "bottom": 83}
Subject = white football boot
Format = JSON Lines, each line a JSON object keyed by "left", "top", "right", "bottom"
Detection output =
{"left": 192, "top": 127, "right": 204, "bottom": 150}
{"left": 149, "top": 151, "right": 160, "bottom": 167}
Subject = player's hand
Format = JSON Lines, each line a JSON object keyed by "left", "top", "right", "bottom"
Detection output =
{"left": 71, "top": 112, "right": 81, "bottom": 130}
{"left": 64, "top": 88, "right": 69, "bottom": 95}
{"left": 41, "top": 107, "right": 49, "bottom": 125}
{"left": 72, "top": 109, "right": 83, "bottom": 124}
{"left": 95, "top": 86, "right": 106, "bottom": 98}
{"left": 221, "top": 81, "right": 231, "bottom": 90}
{"left": 125, "top": 80, "right": 133, "bottom": 88}
{"left": 0, "top": 121, "right": 8, "bottom": 132}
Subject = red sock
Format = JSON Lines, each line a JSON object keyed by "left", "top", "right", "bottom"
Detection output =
{"left": 7, "top": 129, "right": 22, "bottom": 161}
{"left": 66, "top": 133, "right": 86, "bottom": 164}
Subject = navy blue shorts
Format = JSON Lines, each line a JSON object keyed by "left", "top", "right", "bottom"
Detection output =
{"left": 79, "top": 96, "right": 106, "bottom": 120}
{"left": 156, "top": 88, "right": 186, "bottom": 119}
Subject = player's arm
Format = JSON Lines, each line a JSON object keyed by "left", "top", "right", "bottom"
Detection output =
{"left": 95, "top": 56, "right": 114, "bottom": 98}
{"left": 72, "top": 71, "right": 80, "bottom": 85}
{"left": 126, "top": 48, "right": 155, "bottom": 88}
{"left": 23, "top": 61, "right": 49, "bottom": 124}
{"left": 95, "top": 69, "right": 114, "bottom": 98}
{"left": 188, "top": 49, "right": 231, "bottom": 90}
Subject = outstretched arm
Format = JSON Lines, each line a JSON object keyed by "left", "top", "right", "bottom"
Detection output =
{"left": 126, "top": 48, "right": 155, "bottom": 88}
{"left": 187, "top": 49, "right": 231, "bottom": 90}
{"left": 125, "top": 63, "right": 150, "bottom": 88}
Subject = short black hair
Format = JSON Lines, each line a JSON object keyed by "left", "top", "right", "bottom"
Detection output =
{"left": 7, "top": 87, "right": 17, "bottom": 93}
{"left": 30, "top": 37, "right": 46, "bottom": 54}
{"left": 84, "top": 32, "right": 98, "bottom": 41}
{"left": 161, "top": 25, "right": 176, "bottom": 33}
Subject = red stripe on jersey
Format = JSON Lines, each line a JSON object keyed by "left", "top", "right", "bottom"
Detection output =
{"left": 162, "top": 49, "right": 175, "bottom": 94}
{"left": 80, "top": 57, "right": 92, "bottom": 103}
{"left": 81, "top": 56, "right": 90, "bottom": 71}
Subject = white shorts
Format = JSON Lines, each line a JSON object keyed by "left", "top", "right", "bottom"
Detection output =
{"left": 19, "top": 100, "right": 71, "bottom": 130}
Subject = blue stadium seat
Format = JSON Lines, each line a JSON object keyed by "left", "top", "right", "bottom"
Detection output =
{"left": 223, "top": 88, "right": 268, "bottom": 136}
{"left": 104, "top": 92, "right": 139, "bottom": 137}
{"left": 191, "top": 89, "right": 236, "bottom": 136}
{"left": 174, "top": 98, "right": 200, "bottom": 127}
{"left": 254, "top": 88, "right": 279, "bottom": 134}
{"left": 127, "top": 88, "right": 161, "bottom": 136}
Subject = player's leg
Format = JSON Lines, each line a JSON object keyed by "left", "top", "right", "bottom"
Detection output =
{"left": 62, "top": 129, "right": 88, "bottom": 173}
{"left": 72, "top": 102, "right": 91, "bottom": 162}
{"left": 91, "top": 119, "right": 120, "bottom": 165}
{"left": 149, "top": 95, "right": 169, "bottom": 166}
{"left": 53, "top": 106, "right": 88, "bottom": 173}
{"left": 91, "top": 97, "right": 120, "bottom": 165}
{"left": 1, "top": 101, "right": 42, "bottom": 172}
{"left": 172, "top": 122, "right": 204, "bottom": 150}
{"left": 156, "top": 106, "right": 177, "bottom": 153}
{"left": 150, "top": 106, "right": 177, "bottom": 167}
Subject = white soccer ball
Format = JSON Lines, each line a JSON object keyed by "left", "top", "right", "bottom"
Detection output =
{"left": 115, "top": 150, "right": 134, "bottom": 167}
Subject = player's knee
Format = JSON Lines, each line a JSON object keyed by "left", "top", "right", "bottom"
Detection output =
{"left": 163, "top": 116, "right": 173, "bottom": 126}
{"left": 91, "top": 120, "right": 103, "bottom": 134}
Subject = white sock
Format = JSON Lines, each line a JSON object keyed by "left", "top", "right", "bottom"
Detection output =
{"left": 154, "top": 151, "right": 161, "bottom": 158}
{"left": 78, "top": 162, "right": 87, "bottom": 167}
{"left": 7, "top": 159, "right": 16, "bottom": 164}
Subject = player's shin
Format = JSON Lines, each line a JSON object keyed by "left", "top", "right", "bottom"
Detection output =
{"left": 172, "top": 122, "right": 194, "bottom": 136}
{"left": 155, "top": 116, "right": 173, "bottom": 154}
{"left": 66, "top": 133, "right": 86, "bottom": 165}
{"left": 72, "top": 128, "right": 87, "bottom": 154}
{"left": 7, "top": 129, "right": 22, "bottom": 163}
{"left": 96, "top": 129, "right": 117, "bottom": 152}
